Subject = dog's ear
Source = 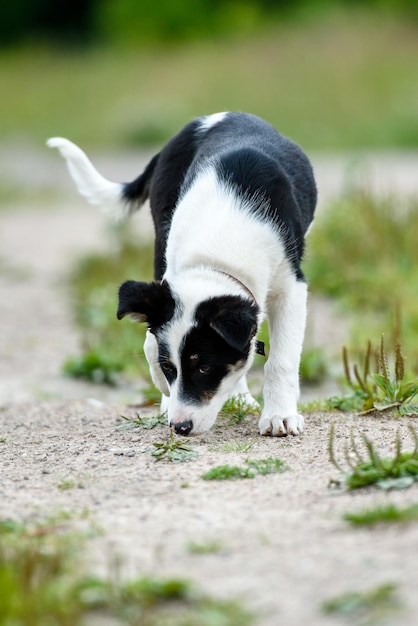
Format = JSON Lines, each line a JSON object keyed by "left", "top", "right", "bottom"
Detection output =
{"left": 117, "top": 280, "right": 175, "bottom": 330}
{"left": 197, "top": 296, "right": 259, "bottom": 353}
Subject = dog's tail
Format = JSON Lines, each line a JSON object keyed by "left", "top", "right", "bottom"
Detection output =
{"left": 47, "top": 137, "right": 158, "bottom": 220}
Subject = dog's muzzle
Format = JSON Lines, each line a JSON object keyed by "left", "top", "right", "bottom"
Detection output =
{"left": 171, "top": 419, "right": 193, "bottom": 436}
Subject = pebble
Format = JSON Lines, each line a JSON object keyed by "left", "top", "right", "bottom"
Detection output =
{"left": 109, "top": 448, "right": 136, "bottom": 457}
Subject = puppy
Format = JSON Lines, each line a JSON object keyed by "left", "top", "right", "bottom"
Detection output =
{"left": 48, "top": 112, "right": 317, "bottom": 436}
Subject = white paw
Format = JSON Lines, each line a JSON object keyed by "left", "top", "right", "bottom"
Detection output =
{"left": 258, "top": 413, "right": 304, "bottom": 437}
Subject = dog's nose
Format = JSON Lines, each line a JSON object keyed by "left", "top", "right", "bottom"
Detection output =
{"left": 172, "top": 420, "right": 193, "bottom": 436}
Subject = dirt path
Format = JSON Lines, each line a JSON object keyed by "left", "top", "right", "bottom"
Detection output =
{"left": 1, "top": 146, "right": 418, "bottom": 625}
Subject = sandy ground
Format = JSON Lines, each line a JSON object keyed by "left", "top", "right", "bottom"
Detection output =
{"left": 1, "top": 146, "right": 418, "bottom": 625}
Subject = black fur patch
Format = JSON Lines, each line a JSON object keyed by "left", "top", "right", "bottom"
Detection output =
{"left": 117, "top": 280, "right": 175, "bottom": 332}
{"left": 178, "top": 295, "right": 258, "bottom": 404}
{"left": 179, "top": 325, "right": 245, "bottom": 405}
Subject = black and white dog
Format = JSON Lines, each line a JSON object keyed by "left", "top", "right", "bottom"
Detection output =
{"left": 48, "top": 112, "right": 316, "bottom": 437}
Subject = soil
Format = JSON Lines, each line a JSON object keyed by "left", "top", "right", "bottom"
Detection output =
{"left": 1, "top": 146, "right": 418, "bottom": 625}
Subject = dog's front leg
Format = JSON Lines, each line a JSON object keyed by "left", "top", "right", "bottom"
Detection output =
{"left": 259, "top": 279, "right": 307, "bottom": 436}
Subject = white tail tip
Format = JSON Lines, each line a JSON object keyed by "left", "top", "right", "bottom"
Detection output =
{"left": 47, "top": 136, "right": 128, "bottom": 220}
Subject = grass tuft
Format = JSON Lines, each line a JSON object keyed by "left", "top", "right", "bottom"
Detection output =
{"left": 344, "top": 502, "right": 418, "bottom": 526}
{"left": 186, "top": 540, "right": 224, "bottom": 554}
{"left": 322, "top": 582, "right": 402, "bottom": 621}
{"left": 329, "top": 335, "right": 418, "bottom": 415}
{"left": 151, "top": 432, "right": 198, "bottom": 463}
{"left": 220, "top": 395, "right": 260, "bottom": 424}
{"left": 329, "top": 422, "right": 418, "bottom": 490}
{"left": 117, "top": 412, "right": 167, "bottom": 431}
{"left": 202, "top": 457, "right": 288, "bottom": 480}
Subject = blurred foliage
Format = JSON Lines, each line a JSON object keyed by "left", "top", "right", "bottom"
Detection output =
{"left": 305, "top": 192, "right": 418, "bottom": 358}
{"left": 2, "top": 11, "right": 418, "bottom": 149}
{"left": 68, "top": 227, "right": 153, "bottom": 383}
{"left": 1, "top": 0, "right": 418, "bottom": 47}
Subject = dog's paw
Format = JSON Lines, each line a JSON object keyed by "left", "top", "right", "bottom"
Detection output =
{"left": 258, "top": 413, "right": 304, "bottom": 437}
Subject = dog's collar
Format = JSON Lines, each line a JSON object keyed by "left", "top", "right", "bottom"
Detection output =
{"left": 213, "top": 269, "right": 257, "bottom": 303}
{"left": 212, "top": 269, "right": 265, "bottom": 357}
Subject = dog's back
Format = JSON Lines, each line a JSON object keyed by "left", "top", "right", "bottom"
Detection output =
{"left": 133, "top": 112, "right": 316, "bottom": 278}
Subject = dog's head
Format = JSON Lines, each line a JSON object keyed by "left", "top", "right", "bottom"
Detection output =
{"left": 117, "top": 279, "right": 259, "bottom": 435}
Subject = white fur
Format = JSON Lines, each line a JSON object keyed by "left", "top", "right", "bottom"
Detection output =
{"left": 199, "top": 112, "right": 227, "bottom": 132}
{"left": 158, "top": 166, "right": 306, "bottom": 435}
{"left": 47, "top": 137, "right": 126, "bottom": 219}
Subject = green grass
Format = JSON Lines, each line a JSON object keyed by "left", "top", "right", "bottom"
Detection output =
{"left": 186, "top": 540, "right": 224, "bottom": 555}
{"left": 202, "top": 457, "right": 288, "bottom": 480}
{"left": 0, "top": 518, "right": 253, "bottom": 626}
{"left": 62, "top": 348, "right": 124, "bottom": 384}
{"left": 66, "top": 231, "right": 153, "bottom": 383}
{"left": 209, "top": 440, "right": 257, "bottom": 453}
{"left": 220, "top": 395, "right": 260, "bottom": 424}
{"left": 322, "top": 582, "right": 402, "bottom": 622}
{"left": 151, "top": 432, "right": 198, "bottom": 463}
{"left": 117, "top": 412, "right": 167, "bottom": 431}
{"left": 329, "top": 422, "right": 418, "bottom": 490}
{"left": 344, "top": 503, "right": 418, "bottom": 527}
{"left": 1, "top": 10, "right": 418, "bottom": 150}
{"left": 329, "top": 335, "right": 418, "bottom": 415}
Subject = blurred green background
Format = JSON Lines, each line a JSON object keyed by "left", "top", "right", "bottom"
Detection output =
{"left": 1, "top": 0, "right": 418, "bottom": 149}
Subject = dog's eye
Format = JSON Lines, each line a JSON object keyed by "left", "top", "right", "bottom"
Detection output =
{"left": 198, "top": 364, "right": 212, "bottom": 375}
{"left": 160, "top": 361, "right": 176, "bottom": 380}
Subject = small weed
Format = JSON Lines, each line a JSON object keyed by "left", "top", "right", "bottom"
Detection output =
{"left": 57, "top": 479, "right": 79, "bottom": 491}
{"left": 322, "top": 582, "right": 402, "bottom": 622}
{"left": 220, "top": 395, "right": 260, "bottom": 424}
{"left": 202, "top": 464, "right": 253, "bottom": 480}
{"left": 151, "top": 432, "right": 198, "bottom": 463}
{"left": 186, "top": 540, "right": 224, "bottom": 554}
{"left": 117, "top": 412, "right": 167, "bottom": 431}
{"left": 247, "top": 458, "right": 288, "bottom": 475}
{"left": 209, "top": 439, "right": 256, "bottom": 453}
{"left": 330, "top": 335, "right": 418, "bottom": 416}
{"left": 344, "top": 502, "right": 418, "bottom": 526}
{"left": 202, "top": 457, "right": 288, "bottom": 480}
{"left": 329, "top": 422, "right": 418, "bottom": 490}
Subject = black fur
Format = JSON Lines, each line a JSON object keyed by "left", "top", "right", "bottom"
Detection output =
{"left": 117, "top": 279, "right": 176, "bottom": 331}
{"left": 194, "top": 295, "right": 259, "bottom": 353}
{"left": 122, "top": 113, "right": 316, "bottom": 282}
{"left": 175, "top": 296, "right": 258, "bottom": 405}
{"left": 179, "top": 323, "right": 245, "bottom": 405}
